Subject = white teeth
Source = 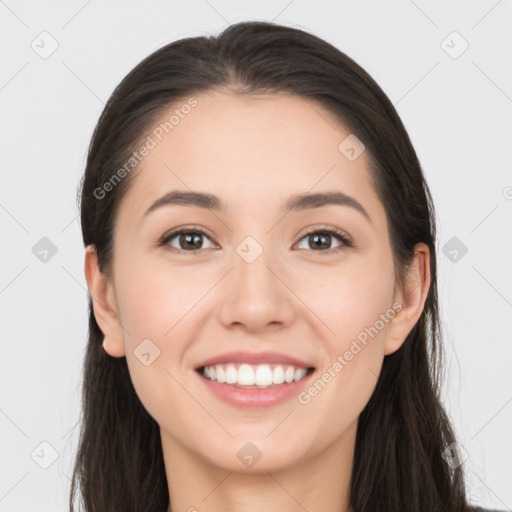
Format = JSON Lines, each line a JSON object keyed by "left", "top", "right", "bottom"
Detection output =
{"left": 284, "top": 366, "right": 295, "bottom": 383}
{"left": 225, "top": 364, "right": 238, "bottom": 384}
{"left": 216, "top": 365, "right": 225, "bottom": 384}
{"left": 201, "top": 363, "right": 311, "bottom": 387}
{"left": 238, "top": 364, "right": 255, "bottom": 385}
{"left": 255, "top": 364, "right": 273, "bottom": 386}
{"left": 272, "top": 365, "right": 285, "bottom": 384}
{"left": 294, "top": 367, "right": 307, "bottom": 381}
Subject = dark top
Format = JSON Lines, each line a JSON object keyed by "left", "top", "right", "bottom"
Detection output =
{"left": 467, "top": 506, "right": 504, "bottom": 512}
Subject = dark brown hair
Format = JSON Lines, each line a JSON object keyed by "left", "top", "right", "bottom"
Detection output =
{"left": 72, "top": 20, "right": 469, "bottom": 511}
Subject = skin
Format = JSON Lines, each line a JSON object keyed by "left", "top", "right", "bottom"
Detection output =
{"left": 84, "top": 90, "right": 430, "bottom": 512}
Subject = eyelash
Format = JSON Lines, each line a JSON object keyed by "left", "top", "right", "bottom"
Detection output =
{"left": 158, "top": 225, "right": 353, "bottom": 255}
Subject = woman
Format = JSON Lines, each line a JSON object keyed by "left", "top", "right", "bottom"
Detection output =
{"left": 71, "top": 20, "right": 502, "bottom": 512}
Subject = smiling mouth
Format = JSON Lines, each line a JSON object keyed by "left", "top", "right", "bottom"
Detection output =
{"left": 196, "top": 364, "right": 316, "bottom": 388}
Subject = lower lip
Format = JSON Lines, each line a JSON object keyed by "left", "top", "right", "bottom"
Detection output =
{"left": 196, "top": 369, "right": 315, "bottom": 408}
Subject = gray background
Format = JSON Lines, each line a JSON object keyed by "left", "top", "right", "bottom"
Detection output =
{"left": 0, "top": 1, "right": 511, "bottom": 510}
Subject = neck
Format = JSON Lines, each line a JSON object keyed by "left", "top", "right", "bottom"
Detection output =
{"left": 162, "top": 421, "right": 357, "bottom": 512}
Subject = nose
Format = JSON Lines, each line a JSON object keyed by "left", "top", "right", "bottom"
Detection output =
{"left": 217, "top": 241, "right": 295, "bottom": 332}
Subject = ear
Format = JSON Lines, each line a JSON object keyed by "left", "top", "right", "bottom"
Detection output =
{"left": 84, "top": 245, "right": 126, "bottom": 358}
{"left": 384, "top": 242, "right": 431, "bottom": 356}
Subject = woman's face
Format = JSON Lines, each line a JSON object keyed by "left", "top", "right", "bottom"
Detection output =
{"left": 86, "top": 90, "right": 428, "bottom": 474}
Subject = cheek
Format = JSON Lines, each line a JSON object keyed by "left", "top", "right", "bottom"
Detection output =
{"left": 300, "top": 256, "right": 394, "bottom": 405}
{"left": 301, "top": 253, "right": 395, "bottom": 340}
{"left": 119, "top": 273, "right": 197, "bottom": 427}
{"left": 114, "top": 257, "right": 208, "bottom": 407}
{"left": 115, "top": 256, "right": 207, "bottom": 343}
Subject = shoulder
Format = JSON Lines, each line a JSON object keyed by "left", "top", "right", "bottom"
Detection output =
{"left": 466, "top": 506, "right": 504, "bottom": 512}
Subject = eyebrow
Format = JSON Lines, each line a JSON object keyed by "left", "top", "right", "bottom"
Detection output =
{"left": 144, "top": 190, "right": 371, "bottom": 223}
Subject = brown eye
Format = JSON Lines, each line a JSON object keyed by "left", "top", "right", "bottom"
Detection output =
{"left": 295, "top": 228, "right": 352, "bottom": 254}
{"left": 160, "top": 229, "right": 215, "bottom": 253}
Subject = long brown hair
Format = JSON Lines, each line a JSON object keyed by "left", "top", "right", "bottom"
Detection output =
{"left": 72, "top": 20, "right": 469, "bottom": 511}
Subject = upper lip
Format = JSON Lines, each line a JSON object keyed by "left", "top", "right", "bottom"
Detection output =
{"left": 194, "top": 351, "right": 315, "bottom": 370}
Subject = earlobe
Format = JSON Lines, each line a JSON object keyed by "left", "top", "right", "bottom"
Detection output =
{"left": 84, "top": 245, "right": 126, "bottom": 358}
{"left": 384, "top": 243, "right": 431, "bottom": 356}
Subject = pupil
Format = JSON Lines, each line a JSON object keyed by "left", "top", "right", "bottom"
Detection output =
{"left": 310, "top": 233, "right": 330, "bottom": 250}
{"left": 181, "top": 232, "right": 202, "bottom": 250}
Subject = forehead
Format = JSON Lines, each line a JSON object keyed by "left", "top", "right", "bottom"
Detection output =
{"left": 118, "top": 90, "right": 380, "bottom": 222}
